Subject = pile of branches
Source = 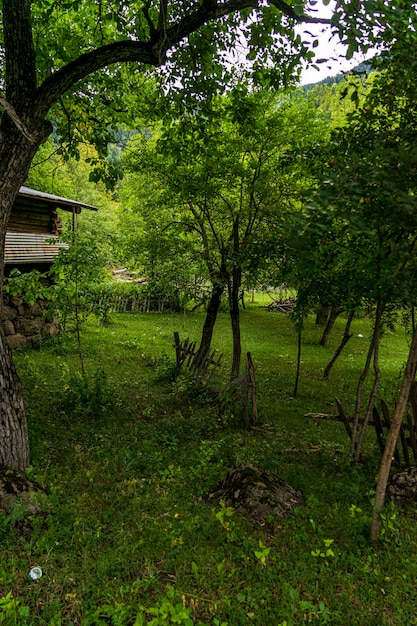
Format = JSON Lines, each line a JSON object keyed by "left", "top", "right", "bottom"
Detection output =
{"left": 264, "top": 298, "right": 295, "bottom": 314}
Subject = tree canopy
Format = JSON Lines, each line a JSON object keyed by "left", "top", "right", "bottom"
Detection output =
{"left": 0, "top": 0, "right": 339, "bottom": 471}
{"left": 121, "top": 88, "right": 327, "bottom": 376}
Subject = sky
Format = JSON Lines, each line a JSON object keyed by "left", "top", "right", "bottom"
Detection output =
{"left": 297, "top": 1, "right": 374, "bottom": 85}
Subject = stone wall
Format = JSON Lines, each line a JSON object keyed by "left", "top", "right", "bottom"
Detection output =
{"left": 2, "top": 294, "right": 60, "bottom": 349}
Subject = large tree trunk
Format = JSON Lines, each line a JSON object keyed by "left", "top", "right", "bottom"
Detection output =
{"left": 0, "top": 333, "right": 29, "bottom": 470}
{"left": 193, "top": 281, "right": 225, "bottom": 370}
{"left": 0, "top": 134, "right": 42, "bottom": 469}
{"left": 0, "top": 163, "right": 33, "bottom": 470}
{"left": 0, "top": 1, "right": 45, "bottom": 470}
{"left": 0, "top": 2, "right": 57, "bottom": 470}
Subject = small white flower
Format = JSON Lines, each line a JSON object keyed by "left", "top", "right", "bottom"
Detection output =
{"left": 357, "top": 334, "right": 363, "bottom": 338}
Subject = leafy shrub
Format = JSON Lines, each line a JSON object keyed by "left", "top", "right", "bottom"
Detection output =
{"left": 0, "top": 592, "right": 30, "bottom": 624}
{"left": 141, "top": 352, "right": 177, "bottom": 382}
{"left": 137, "top": 585, "right": 194, "bottom": 625}
{"left": 58, "top": 368, "right": 113, "bottom": 418}
{"left": 4, "top": 268, "right": 52, "bottom": 306}
{"left": 171, "top": 370, "right": 211, "bottom": 405}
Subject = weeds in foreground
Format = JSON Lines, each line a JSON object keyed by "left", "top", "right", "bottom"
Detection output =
{"left": 58, "top": 367, "right": 113, "bottom": 418}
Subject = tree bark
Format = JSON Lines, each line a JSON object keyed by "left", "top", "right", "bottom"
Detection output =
{"left": 320, "top": 306, "right": 343, "bottom": 346}
{"left": 0, "top": 0, "right": 47, "bottom": 464}
{"left": 323, "top": 309, "right": 355, "bottom": 380}
{"left": 315, "top": 305, "right": 330, "bottom": 326}
{"left": 193, "top": 281, "right": 225, "bottom": 370}
{"left": 0, "top": 333, "right": 29, "bottom": 470}
{"left": 370, "top": 325, "right": 417, "bottom": 544}
{"left": 0, "top": 126, "right": 44, "bottom": 470}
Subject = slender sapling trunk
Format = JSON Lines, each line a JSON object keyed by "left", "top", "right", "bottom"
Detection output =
{"left": 323, "top": 310, "right": 355, "bottom": 380}
{"left": 350, "top": 299, "right": 384, "bottom": 457}
{"left": 354, "top": 300, "right": 383, "bottom": 462}
{"left": 371, "top": 325, "right": 417, "bottom": 544}
{"left": 320, "top": 306, "right": 343, "bottom": 347}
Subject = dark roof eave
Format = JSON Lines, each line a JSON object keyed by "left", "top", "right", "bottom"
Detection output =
{"left": 18, "top": 186, "right": 99, "bottom": 212}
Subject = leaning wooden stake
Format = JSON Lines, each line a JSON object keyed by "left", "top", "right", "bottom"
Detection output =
{"left": 293, "top": 330, "right": 302, "bottom": 398}
{"left": 246, "top": 352, "right": 258, "bottom": 427}
{"left": 354, "top": 314, "right": 382, "bottom": 463}
{"left": 351, "top": 299, "right": 383, "bottom": 457}
{"left": 370, "top": 326, "right": 417, "bottom": 544}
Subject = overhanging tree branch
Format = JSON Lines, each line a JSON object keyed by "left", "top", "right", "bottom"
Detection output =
{"left": 35, "top": 0, "right": 331, "bottom": 116}
{"left": 270, "top": 0, "right": 329, "bottom": 24}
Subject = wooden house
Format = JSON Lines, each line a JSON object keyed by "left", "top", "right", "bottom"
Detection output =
{"left": 5, "top": 186, "right": 98, "bottom": 275}
{"left": 3, "top": 187, "right": 98, "bottom": 348}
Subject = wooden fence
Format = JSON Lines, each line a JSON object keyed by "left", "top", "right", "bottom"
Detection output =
{"left": 305, "top": 381, "right": 417, "bottom": 468}
{"left": 173, "top": 331, "right": 223, "bottom": 383}
{"left": 95, "top": 294, "right": 174, "bottom": 314}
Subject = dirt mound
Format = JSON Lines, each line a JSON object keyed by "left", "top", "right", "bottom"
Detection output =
{"left": 204, "top": 463, "right": 304, "bottom": 524}
{"left": 387, "top": 466, "right": 417, "bottom": 506}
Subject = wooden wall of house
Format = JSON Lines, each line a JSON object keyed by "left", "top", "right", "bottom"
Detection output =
{"left": 8, "top": 199, "right": 61, "bottom": 234}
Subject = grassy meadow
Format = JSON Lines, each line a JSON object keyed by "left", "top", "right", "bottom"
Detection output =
{"left": 2, "top": 298, "right": 417, "bottom": 625}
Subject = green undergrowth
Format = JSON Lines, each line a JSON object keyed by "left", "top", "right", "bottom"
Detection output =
{"left": 2, "top": 306, "right": 416, "bottom": 625}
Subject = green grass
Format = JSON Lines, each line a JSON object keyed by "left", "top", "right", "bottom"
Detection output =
{"left": 1, "top": 303, "right": 416, "bottom": 625}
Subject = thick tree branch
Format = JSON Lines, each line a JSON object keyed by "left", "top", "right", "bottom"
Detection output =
{"left": 35, "top": 0, "right": 330, "bottom": 116}
{"left": 35, "top": 40, "right": 158, "bottom": 114}
{"left": 270, "top": 0, "right": 329, "bottom": 24}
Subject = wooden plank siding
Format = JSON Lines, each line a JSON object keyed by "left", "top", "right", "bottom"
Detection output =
{"left": 7, "top": 202, "right": 56, "bottom": 233}
{"left": 5, "top": 187, "right": 98, "bottom": 267}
